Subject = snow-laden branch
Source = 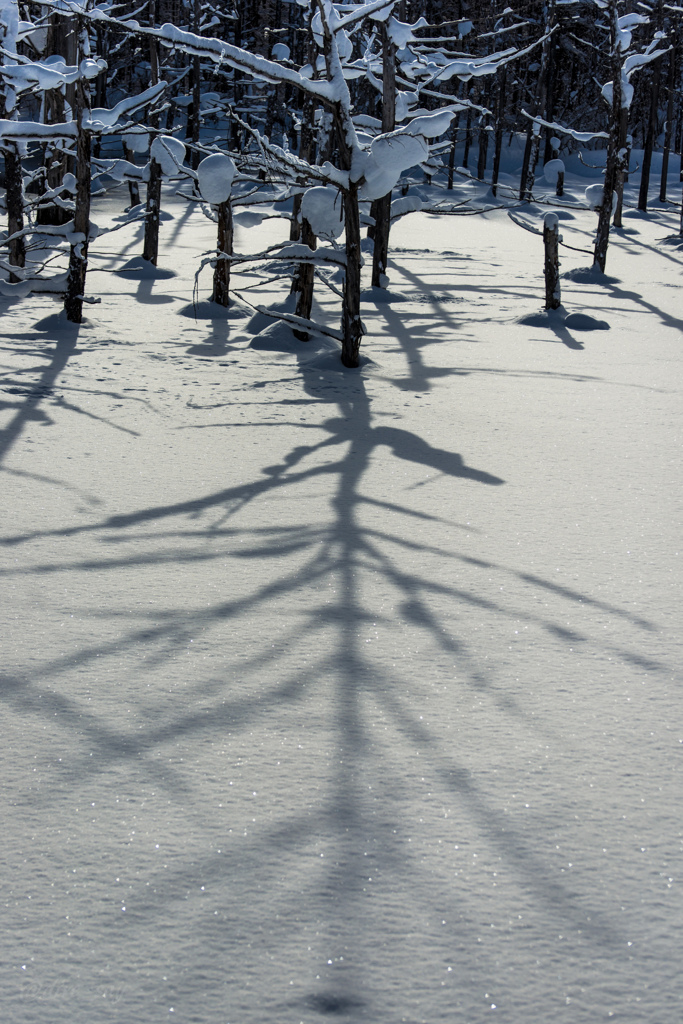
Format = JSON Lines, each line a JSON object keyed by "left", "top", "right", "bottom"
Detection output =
{"left": 41, "top": 1, "right": 338, "bottom": 103}
{"left": 521, "top": 109, "right": 609, "bottom": 143}
{"left": 0, "top": 118, "right": 78, "bottom": 142}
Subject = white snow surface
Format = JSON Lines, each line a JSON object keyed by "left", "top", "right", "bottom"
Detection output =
{"left": 1, "top": 180, "right": 681, "bottom": 1024}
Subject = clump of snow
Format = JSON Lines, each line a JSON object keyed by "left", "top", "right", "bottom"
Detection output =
{"left": 585, "top": 184, "right": 605, "bottom": 210}
{"left": 300, "top": 186, "right": 344, "bottom": 241}
{"left": 271, "top": 42, "right": 290, "bottom": 61}
{"left": 122, "top": 131, "right": 149, "bottom": 154}
{"left": 385, "top": 15, "right": 428, "bottom": 49}
{"left": 543, "top": 158, "right": 565, "bottom": 184}
{"left": 360, "top": 134, "right": 430, "bottom": 201}
{"left": 150, "top": 135, "right": 186, "bottom": 176}
{"left": 197, "top": 153, "right": 236, "bottom": 205}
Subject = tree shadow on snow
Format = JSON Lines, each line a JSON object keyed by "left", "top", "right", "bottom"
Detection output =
{"left": 0, "top": 309, "right": 670, "bottom": 1019}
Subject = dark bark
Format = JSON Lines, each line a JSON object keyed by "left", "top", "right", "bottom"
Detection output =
{"left": 123, "top": 145, "right": 141, "bottom": 207}
{"left": 543, "top": 215, "right": 561, "bottom": 309}
{"left": 3, "top": 143, "right": 26, "bottom": 282}
{"left": 36, "top": 89, "right": 71, "bottom": 226}
{"left": 341, "top": 182, "right": 363, "bottom": 368}
{"left": 143, "top": 158, "right": 162, "bottom": 265}
{"left": 491, "top": 68, "right": 507, "bottom": 197}
{"left": 462, "top": 103, "right": 473, "bottom": 169}
{"left": 613, "top": 107, "right": 629, "bottom": 228}
{"left": 212, "top": 200, "right": 233, "bottom": 307}
{"left": 659, "top": 41, "right": 677, "bottom": 202}
{"left": 64, "top": 78, "right": 92, "bottom": 324}
{"left": 447, "top": 125, "right": 456, "bottom": 191}
{"left": 638, "top": 64, "right": 661, "bottom": 210}
{"left": 594, "top": 1, "right": 622, "bottom": 273}
{"left": 521, "top": 5, "right": 554, "bottom": 200}
{"left": 143, "top": 2, "right": 162, "bottom": 264}
{"left": 292, "top": 217, "right": 316, "bottom": 339}
{"left": 371, "top": 24, "right": 396, "bottom": 289}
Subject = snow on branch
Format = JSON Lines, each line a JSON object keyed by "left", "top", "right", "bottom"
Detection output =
{"left": 521, "top": 109, "right": 609, "bottom": 143}
{"left": 0, "top": 119, "right": 78, "bottom": 142}
{"left": 44, "top": 1, "right": 338, "bottom": 103}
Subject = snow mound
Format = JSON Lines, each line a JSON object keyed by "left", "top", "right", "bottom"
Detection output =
{"left": 233, "top": 210, "right": 267, "bottom": 227}
{"left": 249, "top": 320, "right": 312, "bottom": 354}
{"left": 516, "top": 308, "right": 610, "bottom": 331}
{"left": 115, "top": 257, "right": 176, "bottom": 279}
{"left": 33, "top": 310, "right": 94, "bottom": 332}
{"left": 178, "top": 300, "right": 243, "bottom": 321}
{"left": 563, "top": 265, "right": 620, "bottom": 284}
{"left": 564, "top": 312, "right": 610, "bottom": 331}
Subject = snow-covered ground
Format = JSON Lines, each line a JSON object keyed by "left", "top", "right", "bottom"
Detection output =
{"left": 1, "top": 169, "right": 681, "bottom": 1023}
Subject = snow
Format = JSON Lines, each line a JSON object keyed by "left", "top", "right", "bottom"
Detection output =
{"left": 1, "top": 161, "right": 682, "bottom": 1024}
{"left": 543, "top": 157, "right": 565, "bottom": 183}
{"left": 150, "top": 135, "right": 187, "bottom": 177}
{"left": 197, "top": 153, "right": 236, "bottom": 205}
{"left": 300, "top": 185, "right": 345, "bottom": 240}
{"left": 270, "top": 42, "right": 290, "bottom": 61}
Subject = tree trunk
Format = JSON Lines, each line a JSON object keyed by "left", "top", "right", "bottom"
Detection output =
{"left": 3, "top": 143, "right": 26, "bottom": 282}
{"left": 447, "top": 124, "right": 456, "bottom": 190}
{"left": 543, "top": 213, "right": 561, "bottom": 309}
{"left": 613, "top": 106, "right": 629, "bottom": 228}
{"left": 37, "top": 88, "right": 71, "bottom": 226}
{"left": 123, "top": 145, "right": 141, "bottom": 207}
{"left": 143, "top": 158, "right": 162, "bottom": 265}
{"left": 638, "top": 63, "right": 661, "bottom": 210}
{"left": 64, "top": 78, "right": 92, "bottom": 323}
{"left": 341, "top": 182, "right": 363, "bottom": 368}
{"left": 371, "top": 24, "right": 396, "bottom": 289}
{"left": 659, "top": 41, "right": 676, "bottom": 202}
{"left": 519, "top": 123, "right": 534, "bottom": 200}
{"left": 143, "top": 2, "right": 162, "bottom": 264}
{"left": 212, "top": 199, "right": 233, "bottom": 306}
{"left": 292, "top": 217, "right": 317, "bottom": 339}
{"left": 594, "top": 0, "right": 622, "bottom": 272}
{"left": 491, "top": 67, "right": 507, "bottom": 197}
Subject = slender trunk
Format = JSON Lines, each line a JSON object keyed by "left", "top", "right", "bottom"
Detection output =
{"left": 37, "top": 89, "right": 71, "bottom": 226}
{"left": 447, "top": 125, "right": 456, "bottom": 190}
{"left": 462, "top": 104, "right": 473, "bottom": 169}
{"left": 4, "top": 143, "right": 26, "bottom": 282}
{"left": 521, "top": 4, "right": 553, "bottom": 200}
{"left": 212, "top": 200, "right": 233, "bottom": 306}
{"left": 143, "top": 159, "right": 162, "bottom": 265}
{"left": 342, "top": 182, "right": 363, "bottom": 368}
{"left": 476, "top": 81, "right": 490, "bottom": 181}
{"left": 65, "top": 78, "right": 91, "bottom": 323}
{"left": 519, "top": 123, "right": 533, "bottom": 200}
{"left": 659, "top": 42, "right": 676, "bottom": 202}
{"left": 543, "top": 213, "right": 561, "bottom": 309}
{"left": 293, "top": 217, "right": 317, "bottom": 338}
{"left": 594, "top": 1, "right": 622, "bottom": 272}
{"left": 143, "top": 1, "right": 162, "bottom": 263}
{"left": 371, "top": 24, "right": 396, "bottom": 289}
{"left": 123, "top": 145, "right": 141, "bottom": 207}
{"left": 491, "top": 68, "right": 507, "bottom": 197}
{"left": 613, "top": 107, "right": 629, "bottom": 227}
{"left": 638, "top": 63, "right": 661, "bottom": 210}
